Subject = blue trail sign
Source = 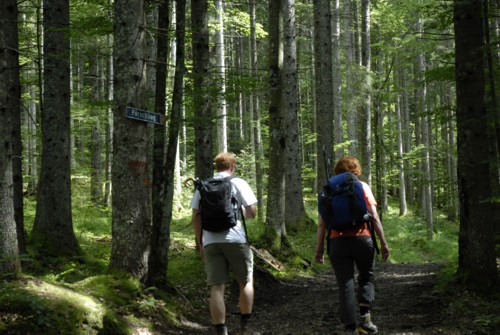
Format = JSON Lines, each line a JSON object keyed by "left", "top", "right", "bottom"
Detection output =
{"left": 125, "top": 106, "right": 166, "bottom": 125}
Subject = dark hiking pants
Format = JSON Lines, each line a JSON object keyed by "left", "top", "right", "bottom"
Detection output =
{"left": 328, "top": 236, "right": 375, "bottom": 326}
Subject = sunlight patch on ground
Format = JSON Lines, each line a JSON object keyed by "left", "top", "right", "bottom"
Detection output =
{"left": 389, "top": 271, "right": 436, "bottom": 279}
{"left": 132, "top": 327, "right": 153, "bottom": 335}
{"left": 25, "top": 279, "right": 105, "bottom": 327}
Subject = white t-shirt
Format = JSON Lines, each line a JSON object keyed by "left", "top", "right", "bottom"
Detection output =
{"left": 190, "top": 172, "right": 257, "bottom": 246}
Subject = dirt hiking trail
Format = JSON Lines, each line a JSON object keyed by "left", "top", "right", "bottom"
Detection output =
{"left": 161, "top": 262, "right": 491, "bottom": 335}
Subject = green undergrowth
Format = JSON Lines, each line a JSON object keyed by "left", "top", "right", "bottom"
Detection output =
{"left": 2, "top": 181, "right": 482, "bottom": 334}
{"left": 382, "top": 205, "right": 459, "bottom": 264}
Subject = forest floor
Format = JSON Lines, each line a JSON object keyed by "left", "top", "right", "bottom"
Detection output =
{"left": 158, "top": 261, "right": 498, "bottom": 335}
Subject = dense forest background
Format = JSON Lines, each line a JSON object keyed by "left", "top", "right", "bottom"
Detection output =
{"left": 1, "top": 0, "right": 499, "bottom": 333}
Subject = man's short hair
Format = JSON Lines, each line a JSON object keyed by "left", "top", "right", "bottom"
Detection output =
{"left": 214, "top": 152, "right": 236, "bottom": 172}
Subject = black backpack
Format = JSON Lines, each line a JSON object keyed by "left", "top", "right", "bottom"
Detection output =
{"left": 194, "top": 176, "right": 241, "bottom": 232}
{"left": 318, "top": 172, "right": 370, "bottom": 231}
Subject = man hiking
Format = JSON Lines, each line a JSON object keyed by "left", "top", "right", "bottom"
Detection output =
{"left": 190, "top": 152, "right": 260, "bottom": 335}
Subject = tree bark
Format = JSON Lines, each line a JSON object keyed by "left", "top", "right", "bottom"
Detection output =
{"left": 90, "top": 59, "right": 103, "bottom": 204}
{"left": 249, "top": 0, "right": 265, "bottom": 222}
{"left": 149, "top": 0, "right": 170, "bottom": 288}
{"left": 415, "top": 18, "right": 433, "bottom": 239}
{"left": 215, "top": 0, "right": 227, "bottom": 153}
{"left": 32, "top": 0, "right": 81, "bottom": 257}
{"left": 265, "top": 0, "right": 286, "bottom": 249}
{"left": 191, "top": 0, "right": 213, "bottom": 179}
{"left": 282, "top": 0, "right": 307, "bottom": 227}
{"left": 395, "top": 96, "right": 407, "bottom": 216}
{"left": 109, "top": 0, "right": 151, "bottom": 281}
{"left": 344, "top": 0, "right": 357, "bottom": 156}
{"left": 313, "top": 0, "right": 334, "bottom": 189}
{"left": 4, "top": 0, "right": 26, "bottom": 255}
{"left": 0, "top": 0, "right": 22, "bottom": 276}
{"left": 454, "top": 0, "right": 499, "bottom": 290}
{"left": 332, "top": 0, "right": 343, "bottom": 161}
{"left": 360, "top": 0, "right": 372, "bottom": 184}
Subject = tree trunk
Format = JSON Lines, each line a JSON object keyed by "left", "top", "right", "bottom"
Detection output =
{"left": 25, "top": 85, "right": 38, "bottom": 195}
{"left": 314, "top": 0, "right": 334, "bottom": 189}
{"left": 396, "top": 96, "right": 407, "bottom": 216}
{"left": 0, "top": 0, "right": 22, "bottom": 276}
{"left": 444, "top": 91, "right": 458, "bottom": 221}
{"left": 109, "top": 0, "right": 151, "bottom": 281}
{"left": 191, "top": 0, "right": 213, "bottom": 179}
{"left": 148, "top": 0, "right": 170, "bottom": 288}
{"left": 332, "top": 0, "right": 343, "bottom": 160}
{"left": 90, "top": 59, "right": 103, "bottom": 204}
{"left": 32, "top": 0, "right": 81, "bottom": 257}
{"left": 454, "top": 0, "right": 499, "bottom": 290}
{"left": 344, "top": 0, "right": 356, "bottom": 156}
{"left": 161, "top": 0, "right": 185, "bottom": 286}
{"left": 265, "top": 0, "right": 286, "bottom": 249}
{"left": 360, "top": 0, "right": 372, "bottom": 184}
{"left": 282, "top": 0, "right": 306, "bottom": 227}
{"left": 415, "top": 18, "right": 433, "bottom": 239}
{"left": 483, "top": 0, "right": 500, "bottom": 234}
{"left": 215, "top": 0, "right": 227, "bottom": 153}
{"left": 103, "top": 34, "right": 113, "bottom": 207}
{"left": 4, "top": 0, "right": 26, "bottom": 255}
{"left": 249, "top": 0, "right": 265, "bottom": 222}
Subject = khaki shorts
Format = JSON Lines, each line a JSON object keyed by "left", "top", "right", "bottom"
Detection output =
{"left": 204, "top": 243, "right": 253, "bottom": 286}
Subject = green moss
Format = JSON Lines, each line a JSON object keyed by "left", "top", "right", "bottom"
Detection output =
{"left": 74, "top": 275, "right": 142, "bottom": 308}
{"left": 99, "top": 311, "right": 131, "bottom": 335}
{"left": 0, "top": 278, "right": 106, "bottom": 335}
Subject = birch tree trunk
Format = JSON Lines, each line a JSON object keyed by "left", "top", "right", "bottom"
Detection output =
{"left": 26, "top": 85, "right": 38, "bottom": 195}
{"left": 360, "top": 0, "right": 372, "bottom": 183}
{"left": 104, "top": 33, "right": 113, "bottom": 206}
{"left": 0, "top": 0, "right": 22, "bottom": 275}
{"left": 191, "top": 0, "right": 213, "bottom": 179}
{"left": 454, "top": 0, "right": 499, "bottom": 290}
{"left": 249, "top": 0, "right": 264, "bottom": 222}
{"left": 314, "top": 0, "right": 334, "bottom": 187}
{"left": 215, "top": 0, "right": 227, "bottom": 153}
{"left": 415, "top": 19, "right": 433, "bottom": 239}
{"left": 90, "top": 59, "right": 103, "bottom": 204}
{"left": 109, "top": 0, "right": 151, "bottom": 280}
{"left": 265, "top": 0, "right": 286, "bottom": 249}
{"left": 400, "top": 64, "right": 413, "bottom": 204}
{"left": 32, "top": 0, "right": 81, "bottom": 257}
{"left": 444, "top": 90, "right": 458, "bottom": 221}
{"left": 396, "top": 96, "right": 407, "bottom": 216}
{"left": 344, "top": 0, "right": 356, "bottom": 156}
{"left": 282, "top": 0, "right": 306, "bottom": 226}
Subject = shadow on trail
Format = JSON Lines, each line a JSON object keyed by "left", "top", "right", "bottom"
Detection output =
{"left": 165, "top": 262, "right": 485, "bottom": 335}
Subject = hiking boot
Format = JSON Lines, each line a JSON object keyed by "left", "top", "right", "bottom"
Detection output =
{"left": 341, "top": 323, "right": 360, "bottom": 335}
{"left": 215, "top": 325, "right": 228, "bottom": 335}
{"left": 359, "top": 313, "right": 378, "bottom": 334}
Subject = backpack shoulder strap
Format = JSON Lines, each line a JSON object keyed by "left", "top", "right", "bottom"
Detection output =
{"left": 225, "top": 175, "right": 251, "bottom": 244}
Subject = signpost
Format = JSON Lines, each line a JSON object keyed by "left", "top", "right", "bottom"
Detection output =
{"left": 125, "top": 106, "right": 166, "bottom": 125}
